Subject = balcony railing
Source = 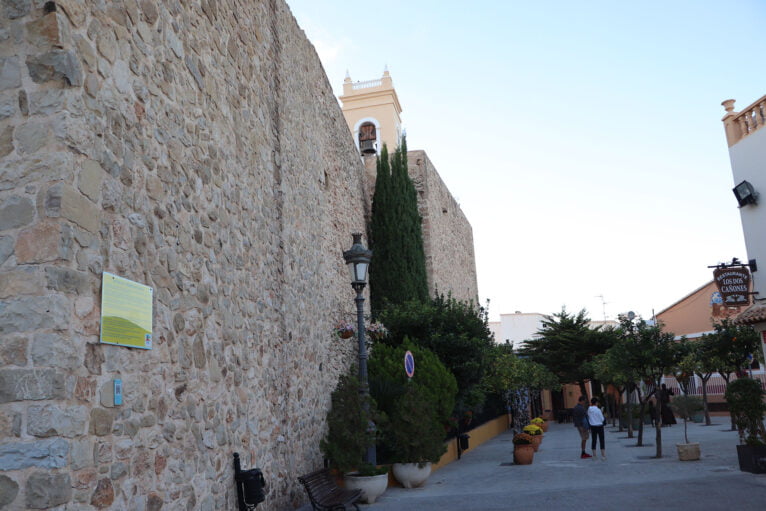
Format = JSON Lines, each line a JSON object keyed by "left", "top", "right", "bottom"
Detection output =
{"left": 722, "top": 95, "right": 766, "bottom": 146}
{"left": 352, "top": 78, "right": 382, "bottom": 90}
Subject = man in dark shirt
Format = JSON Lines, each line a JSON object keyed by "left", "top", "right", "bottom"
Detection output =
{"left": 573, "top": 395, "right": 591, "bottom": 458}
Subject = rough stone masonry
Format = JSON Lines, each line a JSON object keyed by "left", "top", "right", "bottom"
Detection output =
{"left": 0, "top": 0, "right": 479, "bottom": 510}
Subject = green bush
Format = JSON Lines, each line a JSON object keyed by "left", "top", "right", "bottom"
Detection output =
{"left": 320, "top": 373, "right": 386, "bottom": 474}
{"left": 725, "top": 378, "right": 766, "bottom": 446}
{"left": 378, "top": 295, "right": 494, "bottom": 412}
{"left": 369, "top": 339, "right": 457, "bottom": 463}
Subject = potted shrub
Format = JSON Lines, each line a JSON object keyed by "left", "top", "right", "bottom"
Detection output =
{"left": 669, "top": 395, "right": 704, "bottom": 461}
{"left": 387, "top": 384, "right": 447, "bottom": 488}
{"left": 320, "top": 374, "right": 389, "bottom": 503}
{"left": 523, "top": 424, "right": 543, "bottom": 451}
{"left": 369, "top": 340, "right": 457, "bottom": 489}
{"left": 725, "top": 378, "right": 766, "bottom": 473}
{"left": 512, "top": 433, "right": 535, "bottom": 465}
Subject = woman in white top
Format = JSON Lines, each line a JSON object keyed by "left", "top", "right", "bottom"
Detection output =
{"left": 587, "top": 397, "right": 606, "bottom": 460}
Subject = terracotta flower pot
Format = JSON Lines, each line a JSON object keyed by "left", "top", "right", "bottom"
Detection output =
{"left": 513, "top": 444, "right": 534, "bottom": 465}
{"left": 338, "top": 330, "right": 354, "bottom": 339}
{"left": 531, "top": 435, "right": 542, "bottom": 452}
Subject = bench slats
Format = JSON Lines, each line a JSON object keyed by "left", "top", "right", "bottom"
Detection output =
{"left": 298, "top": 469, "right": 362, "bottom": 511}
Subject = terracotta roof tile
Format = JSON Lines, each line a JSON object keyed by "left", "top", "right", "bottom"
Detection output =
{"left": 733, "top": 304, "right": 766, "bottom": 325}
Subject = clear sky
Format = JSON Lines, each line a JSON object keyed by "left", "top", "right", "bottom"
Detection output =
{"left": 286, "top": 0, "right": 766, "bottom": 323}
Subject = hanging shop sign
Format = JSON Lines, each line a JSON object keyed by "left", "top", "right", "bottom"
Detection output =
{"left": 713, "top": 267, "right": 751, "bottom": 306}
{"left": 100, "top": 272, "right": 154, "bottom": 349}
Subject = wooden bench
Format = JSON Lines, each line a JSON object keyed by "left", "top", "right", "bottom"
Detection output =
{"left": 297, "top": 468, "right": 361, "bottom": 511}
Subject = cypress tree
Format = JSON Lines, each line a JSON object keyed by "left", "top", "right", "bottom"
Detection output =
{"left": 369, "top": 138, "right": 429, "bottom": 314}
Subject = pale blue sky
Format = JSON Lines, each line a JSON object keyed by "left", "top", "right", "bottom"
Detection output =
{"left": 287, "top": 0, "right": 766, "bottom": 323}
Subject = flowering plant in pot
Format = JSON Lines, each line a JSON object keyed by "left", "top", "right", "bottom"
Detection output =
{"left": 366, "top": 321, "right": 389, "bottom": 341}
{"left": 512, "top": 433, "right": 535, "bottom": 465}
{"left": 335, "top": 321, "right": 355, "bottom": 339}
{"left": 320, "top": 373, "right": 389, "bottom": 503}
{"left": 512, "top": 433, "right": 534, "bottom": 445}
{"left": 522, "top": 424, "right": 543, "bottom": 435}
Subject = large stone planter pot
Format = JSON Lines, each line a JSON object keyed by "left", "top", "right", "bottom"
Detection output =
{"left": 513, "top": 444, "right": 534, "bottom": 465}
{"left": 530, "top": 435, "right": 542, "bottom": 452}
{"left": 736, "top": 444, "right": 766, "bottom": 474}
{"left": 676, "top": 443, "right": 700, "bottom": 461}
{"left": 344, "top": 472, "right": 388, "bottom": 504}
{"left": 392, "top": 462, "right": 431, "bottom": 488}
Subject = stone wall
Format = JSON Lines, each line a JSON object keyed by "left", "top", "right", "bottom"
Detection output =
{"left": 408, "top": 150, "right": 478, "bottom": 304}
{"left": 0, "top": 1, "right": 369, "bottom": 509}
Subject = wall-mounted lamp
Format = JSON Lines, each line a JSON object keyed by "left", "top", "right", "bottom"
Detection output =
{"left": 733, "top": 180, "right": 758, "bottom": 207}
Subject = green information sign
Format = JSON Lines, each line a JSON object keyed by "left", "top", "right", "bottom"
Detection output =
{"left": 100, "top": 272, "right": 153, "bottom": 349}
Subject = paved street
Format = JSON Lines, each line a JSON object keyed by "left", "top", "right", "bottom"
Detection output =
{"left": 358, "top": 419, "right": 766, "bottom": 511}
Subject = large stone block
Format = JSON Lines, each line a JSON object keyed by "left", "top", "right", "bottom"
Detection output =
{"left": 0, "top": 125, "right": 13, "bottom": 157}
{"left": 0, "top": 437, "right": 69, "bottom": 469}
{"left": 14, "top": 118, "right": 52, "bottom": 154}
{"left": 44, "top": 183, "right": 100, "bottom": 233}
{"left": 0, "top": 194, "right": 35, "bottom": 230}
{"left": 0, "top": 367, "right": 67, "bottom": 402}
{"left": 15, "top": 221, "right": 71, "bottom": 263}
{"left": 90, "top": 477, "right": 114, "bottom": 508}
{"left": 0, "top": 90, "right": 18, "bottom": 119}
{"left": 0, "top": 474, "right": 19, "bottom": 507}
{"left": 0, "top": 151, "right": 76, "bottom": 192}
{"left": 79, "top": 159, "right": 105, "bottom": 201}
{"left": 0, "top": 295, "right": 69, "bottom": 335}
{"left": 0, "top": 56, "right": 22, "bottom": 91}
{"left": 0, "top": 335, "right": 27, "bottom": 365}
{"left": 0, "top": 266, "right": 44, "bottom": 298}
{"left": 26, "top": 471, "right": 72, "bottom": 509}
{"left": 69, "top": 436, "right": 93, "bottom": 470}
{"left": 26, "top": 50, "right": 84, "bottom": 87}
{"left": 26, "top": 12, "right": 68, "bottom": 49}
{"left": 45, "top": 266, "right": 90, "bottom": 294}
{"left": 90, "top": 408, "right": 114, "bottom": 436}
{"left": 2, "top": 0, "right": 30, "bottom": 19}
{"left": 31, "top": 331, "right": 80, "bottom": 368}
{"left": 0, "top": 235, "right": 12, "bottom": 264}
{"left": 27, "top": 404, "right": 88, "bottom": 437}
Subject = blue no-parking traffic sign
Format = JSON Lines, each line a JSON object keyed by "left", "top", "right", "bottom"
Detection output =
{"left": 404, "top": 350, "right": 415, "bottom": 379}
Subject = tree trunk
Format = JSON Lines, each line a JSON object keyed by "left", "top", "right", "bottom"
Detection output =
{"left": 626, "top": 389, "right": 633, "bottom": 438}
{"left": 655, "top": 397, "right": 664, "bottom": 458}
{"left": 700, "top": 376, "right": 711, "bottom": 426}
{"left": 721, "top": 374, "right": 735, "bottom": 430}
{"left": 636, "top": 401, "right": 645, "bottom": 447}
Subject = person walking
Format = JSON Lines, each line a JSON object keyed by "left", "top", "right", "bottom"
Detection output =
{"left": 588, "top": 397, "right": 606, "bottom": 460}
{"left": 573, "top": 395, "right": 591, "bottom": 458}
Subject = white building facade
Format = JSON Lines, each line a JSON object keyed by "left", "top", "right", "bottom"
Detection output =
{"left": 722, "top": 95, "right": 766, "bottom": 363}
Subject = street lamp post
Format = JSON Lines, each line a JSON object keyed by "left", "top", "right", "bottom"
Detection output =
{"left": 342, "top": 233, "right": 376, "bottom": 465}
